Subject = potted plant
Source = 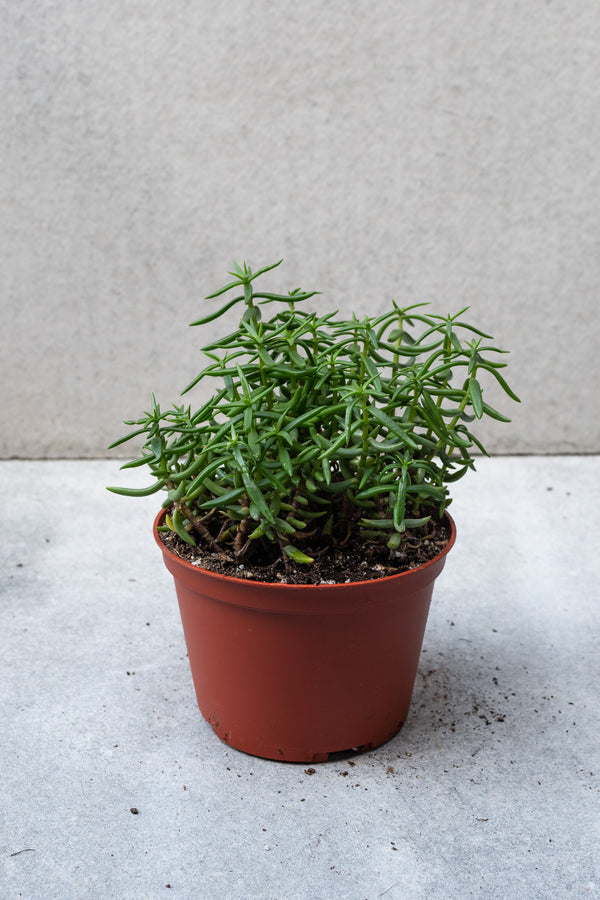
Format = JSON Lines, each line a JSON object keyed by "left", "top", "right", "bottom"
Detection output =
{"left": 109, "top": 259, "right": 519, "bottom": 762}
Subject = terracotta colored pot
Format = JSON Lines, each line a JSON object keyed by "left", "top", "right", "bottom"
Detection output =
{"left": 154, "top": 510, "right": 456, "bottom": 763}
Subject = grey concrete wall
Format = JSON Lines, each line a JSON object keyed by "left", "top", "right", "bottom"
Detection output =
{"left": 2, "top": 1, "right": 599, "bottom": 457}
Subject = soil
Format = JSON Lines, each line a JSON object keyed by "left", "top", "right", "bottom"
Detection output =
{"left": 159, "top": 514, "right": 451, "bottom": 585}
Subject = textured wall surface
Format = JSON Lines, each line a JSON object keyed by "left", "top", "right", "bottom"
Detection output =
{"left": 2, "top": 1, "right": 599, "bottom": 457}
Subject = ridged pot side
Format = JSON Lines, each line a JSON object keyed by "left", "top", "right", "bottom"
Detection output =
{"left": 154, "top": 511, "right": 456, "bottom": 763}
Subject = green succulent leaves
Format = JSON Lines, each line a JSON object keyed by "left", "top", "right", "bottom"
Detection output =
{"left": 109, "top": 260, "right": 519, "bottom": 564}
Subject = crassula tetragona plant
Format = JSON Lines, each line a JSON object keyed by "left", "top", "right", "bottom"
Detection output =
{"left": 109, "top": 260, "right": 519, "bottom": 577}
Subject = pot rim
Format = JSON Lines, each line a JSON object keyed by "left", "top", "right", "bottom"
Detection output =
{"left": 153, "top": 508, "right": 456, "bottom": 591}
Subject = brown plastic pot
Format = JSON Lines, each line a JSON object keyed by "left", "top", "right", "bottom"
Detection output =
{"left": 154, "top": 510, "right": 456, "bottom": 763}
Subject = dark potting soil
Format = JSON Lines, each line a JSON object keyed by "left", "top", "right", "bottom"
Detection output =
{"left": 159, "top": 515, "right": 451, "bottom": 585}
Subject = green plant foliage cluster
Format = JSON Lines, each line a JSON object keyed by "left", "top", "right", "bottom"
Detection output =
{"left": 109, "top": 260, "right": 519, "bottom": 564}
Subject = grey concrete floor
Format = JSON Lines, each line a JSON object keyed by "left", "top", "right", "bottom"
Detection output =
{"left": 0, "top": 457, "right": 598, "bottom": 900}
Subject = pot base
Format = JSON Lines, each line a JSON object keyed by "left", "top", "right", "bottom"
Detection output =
{"left": 206, "top": 713, "right": 405, "bottom": 763}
